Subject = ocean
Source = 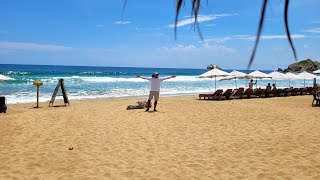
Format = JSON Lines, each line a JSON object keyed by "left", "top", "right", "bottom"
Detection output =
{"left": 0, "top": 64, "right": 316, "bottom": 104}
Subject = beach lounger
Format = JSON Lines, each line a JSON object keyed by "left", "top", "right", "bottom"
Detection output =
{"left": 276, "top": 89, "right": 284, "bottom": 97}
{"left": 219, "top": 89, "right": 233, "bottom": 100}
{"left": 240, "top": 88, "right": 253, "bottom": 99}
{"left": 234, "top": 88, "right": 245, "bottom": 99}
{"left": 306, "top": 87, "right": 314, "bottom": 95}
{"left": 282, "top": 88, "right": 291, "bottom": 96}
{"left": 258, "top": 89, "right": 266, "bottom": 98}
{"left": 226, "top": 89, "right": 238, "bottom": 100}
{"left": 199, "top": 89, "right": 223, "bottom": 100}
{"left": 250, "top": 88, "right": 259, "bottom": 98}
{"left": 266, "top": 88, "right": 275, "bottom": 98}
{"left": 291, "top": 88, "right": 299, "bottom": 96}
{"left": 296, "top": 88, "right": 305, "bottom": 95}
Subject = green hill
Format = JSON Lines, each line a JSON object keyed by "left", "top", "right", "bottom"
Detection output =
{"left": 284, "top": 59, "right": 320, "bottom": 73}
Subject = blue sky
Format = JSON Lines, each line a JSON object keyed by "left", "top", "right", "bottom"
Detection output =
{"left": 0, "top": 0, "right": 319, "bottom": 70}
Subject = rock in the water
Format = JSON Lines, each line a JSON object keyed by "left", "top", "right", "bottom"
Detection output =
{"left": 207, "top": 64, "right": 221, "bottom": 70}
{"left": 277, "top": 68, "right": 283, "bottom": 72}
{"left": 284, "top": 59, "right": 320, "bottom": 73}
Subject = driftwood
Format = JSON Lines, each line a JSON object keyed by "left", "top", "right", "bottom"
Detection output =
{"left": 126, "top": 101, "right": 151, "bottom": 110}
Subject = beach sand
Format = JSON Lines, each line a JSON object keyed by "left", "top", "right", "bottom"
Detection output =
{"left": 1, "top": 95, "right": 320, "bottom": 179}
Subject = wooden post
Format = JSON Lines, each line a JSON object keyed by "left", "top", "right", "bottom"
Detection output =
{"left": 33, "top": 81, "right": 43, "bottom": 108}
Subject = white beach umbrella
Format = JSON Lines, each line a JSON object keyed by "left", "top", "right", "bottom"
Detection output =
{"left": 198, "top": 68, "right": 230, "bottom": 91}
{"left": 248, "top": 70, "right": 271, "bottom": 88}
{"left": 284, "top": 72, "right": 302, "bottom": 87}
{"left": 313, "top": 69, "right": 320, "bottom": 74}
{"left": 0, "top": 74, "right": 14, "bottom": 81}
{"left": 220, "top": 70, "right": 248, "bottom": 89}
{"left": 298, "top": 71, "right": 317, "bottom": 87}
{"left": 268, "top": 71, "right": 286, "bottom": 85}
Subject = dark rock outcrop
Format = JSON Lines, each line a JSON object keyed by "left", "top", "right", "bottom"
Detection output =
{"left": 277, "top": 68, "right": 284, "bottom": 72}
{"left": 207, "top": 64, "right": 221, "bottom": 70}
{"left": 284, "top": 59, "right": 320, "bottom": 73}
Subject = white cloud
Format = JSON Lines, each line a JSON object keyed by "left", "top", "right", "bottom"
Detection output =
{"left": 168, "top": 14, "right": 233, "bottom": 28}
{"left": 114, "top": 21, "right": 131, "bottom": 25}
{"left": 205, "top": 34, "right": 306, "bottom": 43}
{"left": 305, "top": 27, "right": 320, "bottom": 33}
{"left": 0, "top": 41, "right": 74, "bottom": 51}
{"left": 158, "top": 43, "right": 235, "bottom": 54}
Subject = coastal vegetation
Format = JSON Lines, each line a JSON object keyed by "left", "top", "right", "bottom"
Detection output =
{"left": 284, "top": 59, "right": 320, "bottom": 73}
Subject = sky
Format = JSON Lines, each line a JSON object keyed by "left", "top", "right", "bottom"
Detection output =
{"left": 0, "top": 0, "right": 320, "bottom": 70}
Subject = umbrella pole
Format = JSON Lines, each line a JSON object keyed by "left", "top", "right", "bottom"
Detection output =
{"left": 256, "top": 77, "right": 258, "bottom": 88}
{"left": 289, "top": 80, "right": 290, "bottom": 87}
{"left": 235, "top": 78, "right": 237, "bottom": 89}
{"left": 215, "top": 76, "right": 217, "bottom": 91}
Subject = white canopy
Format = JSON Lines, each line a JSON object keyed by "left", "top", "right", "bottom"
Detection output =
{"left": 230, "top": 70, "right": 246, "bottom": 77}
{"left": 248, "top": 70, "right": 271, "bottom": 79}
{"left": 0, "top": 74, "right": 14, "bottom": 81}
{"left": 298, "top": 71, "right": 317, "bottom": 87}
{"left": 284, "top": 72, "right": 302, "bottom": 87}
{"left": 284, "top": 72, "right": 303, "bottom": 80}
{"left": 198, "top": 68, "right": 230, "bottom": 78}
{"left": 298, "top": 71, "right": 317, "bottom": 79}
{"left": 198, "top": 68, "right": 230, "bottom": 91}
{"left": 268, "top": 71, "right": 287, "bottom": 80}
{"left": 313, "top": 69, "right": 320, "bottom": 74}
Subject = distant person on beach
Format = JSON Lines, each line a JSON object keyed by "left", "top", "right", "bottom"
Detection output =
{"left": 249, "top": 79, "right": 257, "bottom": 89}
{"left": 266, "top": 83, "right": 272, "bottom": 91}
{"left": 272, "top": 83, "right": 277, "bottom": 90}
{"left": 136, "top": 72, "right": 176, "bottom": 112}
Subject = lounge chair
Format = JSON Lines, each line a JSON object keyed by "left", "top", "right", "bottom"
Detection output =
{"left": 199, "top": 89, "right": 223, "bottom": 100}
{"left": 254, "top": 89, "right": 266, "bottom": 98}
{"left": 306, "top": 87, "right": 314, "bottom": 95}
{"left": 282, "top": 88, "right": 291, "bottom": 96}
{"left": 250, "top": 88, "right": 259, "bottom": 98}
{"left": 266, "top": 88, "right": 275, "bottom": 98}
{"left": 276, "top": 88, "right": 284, "bottom": 97}
{"left": 240, "top": 88, "right": 253, "bottom": 99}
{"left": 226, "top": 89, "right": 238, "bottom": 100}
{"left": 291, "top": 88, "right": 299, "bottom": 96}
{"left": 219, "top": 89, "right": 233, "bottom": 100}
{"left": 234, "top": 88, "right": 245, "bottom": 99}
{"left": 296, "top": 88, "right": 306, "bottom": 95}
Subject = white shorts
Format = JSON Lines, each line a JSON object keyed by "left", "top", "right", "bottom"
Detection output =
{"left": 148, "top": 91, "right": 160, "bottom": 101}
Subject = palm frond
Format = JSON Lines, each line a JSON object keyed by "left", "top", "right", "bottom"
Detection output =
{"left": 121, "top": 0, "right": 128, "bottom": 21}
{"left": 247, "top": 0, "right": 268, "bottom": 69}
{"left": 284, "top": 0, "right": 297, "bottom": 61}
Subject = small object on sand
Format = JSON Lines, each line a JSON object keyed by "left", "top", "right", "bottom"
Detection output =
{"left": 127, "top": 101, "right": 151, "bottom": 110}
{"left": 68, "top": 147, "right": 73, "bottom": 150}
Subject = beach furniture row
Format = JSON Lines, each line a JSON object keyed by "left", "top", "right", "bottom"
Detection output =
{"left": 199, "top": 87, "right": 315, "bottom": 100}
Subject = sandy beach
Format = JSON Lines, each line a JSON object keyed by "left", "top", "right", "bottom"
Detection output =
{"left": 1, "top": 95, "right": 320, "bottom": 179}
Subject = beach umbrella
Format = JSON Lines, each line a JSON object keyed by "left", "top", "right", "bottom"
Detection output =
{"left": 248, "top": 70, "right": 271, "bottom": 88}
{"left": 198, "top": 68, "right": 230, "bottom": 91}
{"left": 220, "top": 70, "right": 248, "bottom": 89}
{"left": 298, "top": 71, "right": 317, "bottom": 87}
{"left": 0, "top": 74, "right": 14, "bottom": 81}
{"left": 268, "top": 71, "right": 286, "bottom": 85}
{"left": 284, "top": 72, "right": 302, "bottom": 87}
{"left": 313, "top": 69, "right": 320, "bottom": 74}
